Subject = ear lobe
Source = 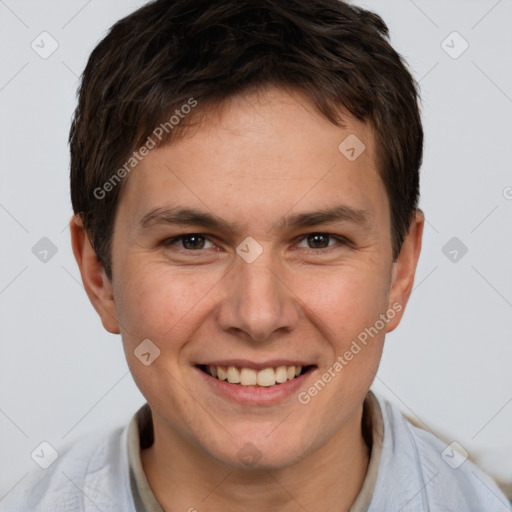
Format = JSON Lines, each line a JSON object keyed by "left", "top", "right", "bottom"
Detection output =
{"left": 70, "top": 214, "right": 121, "bottom": 334}
{"left": 386, "top": 210, "right": 424, "bottom": 333}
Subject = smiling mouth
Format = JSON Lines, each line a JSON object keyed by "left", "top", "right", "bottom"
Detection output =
{"left": 197, "top": 364, "right": 316, "bottom": 387}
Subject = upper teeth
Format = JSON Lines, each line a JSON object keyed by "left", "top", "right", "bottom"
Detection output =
{"left": 209, "top": 365, "right": 302, "bottom": 387}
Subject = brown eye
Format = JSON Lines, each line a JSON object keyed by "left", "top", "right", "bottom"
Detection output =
{"left": 306, "top": 233, "right": 330, "bottom": 249}
{"left": 296, "top": 233, "right": 335, "bottom": 249}
{"left": 181, "top": 234, "right": 206, "bottom": 250}
{"left": 295, "top": 233, "right": 349, "bottom": 252}
{"left": 163, "top": 234, "right": 214, "bottom": 250}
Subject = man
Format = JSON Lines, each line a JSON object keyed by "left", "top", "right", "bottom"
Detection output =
{"left": 3, "top": 0, "right": 510, "bottom": 510}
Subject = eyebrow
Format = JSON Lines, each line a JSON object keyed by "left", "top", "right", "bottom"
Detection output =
{"left": 138, "top": 204, "right": 370, "bottom": 234}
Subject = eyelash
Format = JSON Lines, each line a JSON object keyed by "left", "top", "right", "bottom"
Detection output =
{"left": 161, "top": 233, "right": 351, "bottom": 254}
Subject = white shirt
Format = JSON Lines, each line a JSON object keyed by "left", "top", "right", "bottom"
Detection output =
{"left": 1, "top": 391, "right": 510, "bottom": 511}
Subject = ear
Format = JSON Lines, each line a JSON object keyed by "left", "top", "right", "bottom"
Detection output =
{"left": 386, "top": 210, "right": 424, "bottom": 333}
{"left": 70, "top": 214, "right": 120, "bottom": 334}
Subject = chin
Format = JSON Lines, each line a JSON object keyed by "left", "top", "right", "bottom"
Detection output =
{"left": 203, "top": 428, "right": 310, "bottom": 470}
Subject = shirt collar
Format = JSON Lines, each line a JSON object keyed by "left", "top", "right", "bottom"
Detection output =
{"left": 127, "top": 390, "right": 384, "bottom": 512}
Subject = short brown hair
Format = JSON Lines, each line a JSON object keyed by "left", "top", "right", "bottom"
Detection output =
{"left": 70, "top": 0, "right": 423, "bottom": 281}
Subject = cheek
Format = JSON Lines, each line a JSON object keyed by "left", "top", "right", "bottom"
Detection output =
{"left": 113, "top": 261, "right": 222, "bottom": 346}
{"left": 292, "top": 260, "right": 392, "bottom": 342}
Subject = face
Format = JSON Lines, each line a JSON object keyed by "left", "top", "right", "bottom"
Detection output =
{"left": 80, "top": 88, "right": 420, "bottom": 469}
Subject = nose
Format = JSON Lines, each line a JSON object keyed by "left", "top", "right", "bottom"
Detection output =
{"left": 216, "top": 253, "right": 302, "bottom": 343}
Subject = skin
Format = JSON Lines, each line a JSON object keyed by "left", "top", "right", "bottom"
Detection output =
{"left": 71, "top": 87, "right": 423, "bottom": 511}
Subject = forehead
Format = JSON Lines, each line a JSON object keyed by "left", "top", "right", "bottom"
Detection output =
{"left": 117, "top": 87, "right": 387, "bottom": 232}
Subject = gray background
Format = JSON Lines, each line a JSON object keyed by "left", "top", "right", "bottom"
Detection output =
{"left": 1, "top": 0, "right": 511, "bottom": 499}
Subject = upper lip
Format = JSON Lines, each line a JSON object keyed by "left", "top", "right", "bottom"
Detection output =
{"left": 196, "top": 359, "right": 315, "bottom": 371}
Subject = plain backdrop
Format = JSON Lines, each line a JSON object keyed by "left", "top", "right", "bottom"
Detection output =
{"left": 1, "top": 0, "right": 511, "bottom": 499}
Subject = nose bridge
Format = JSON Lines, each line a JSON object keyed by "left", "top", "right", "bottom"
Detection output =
{"left": 217, "top": 248, "right": 300, "bottom": 342}
{"left": 241, "top": 256, "right": 281, "bottom": 307}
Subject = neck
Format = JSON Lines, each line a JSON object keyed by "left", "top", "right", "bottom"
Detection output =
{"left": 140, "top": 403, "right": 371, "bottom": 512}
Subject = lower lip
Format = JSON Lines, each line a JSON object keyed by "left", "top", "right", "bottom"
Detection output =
{"left": 195, "top": 366, "right": 316, "bottom": 405}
